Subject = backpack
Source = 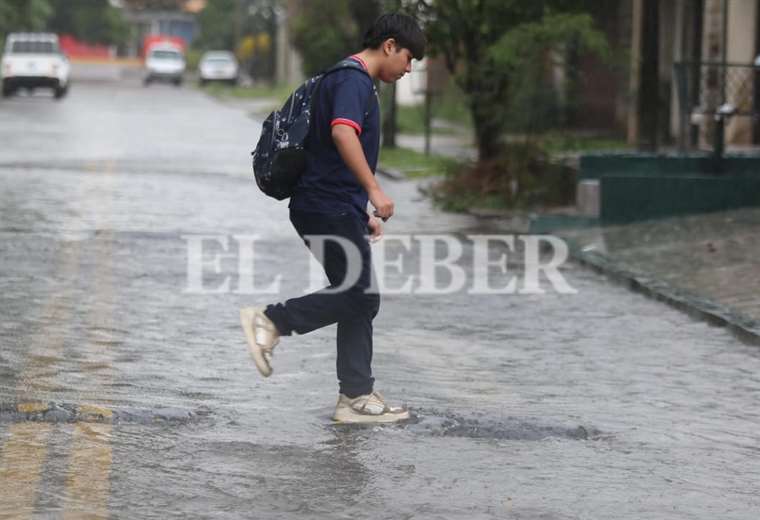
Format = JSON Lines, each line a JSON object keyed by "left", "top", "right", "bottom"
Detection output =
{"left": 251, "top": 58, "right": 369, "bottom": 200}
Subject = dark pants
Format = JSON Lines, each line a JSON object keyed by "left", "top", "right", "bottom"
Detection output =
{"left": 264, "top": 210, "right": 379, "bottom": 398}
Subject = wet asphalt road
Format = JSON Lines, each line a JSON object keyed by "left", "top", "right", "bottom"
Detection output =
{"left": 1, "top": 81, "right": 759, "bottom": 519}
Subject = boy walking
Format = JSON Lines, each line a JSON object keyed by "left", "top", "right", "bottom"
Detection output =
{"left": 240, "top": 13, "right": 426, "bottom": 423}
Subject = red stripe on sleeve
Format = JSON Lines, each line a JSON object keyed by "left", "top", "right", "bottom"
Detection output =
{"left": 331, "top": 118, "right": 362, "bottom": 136}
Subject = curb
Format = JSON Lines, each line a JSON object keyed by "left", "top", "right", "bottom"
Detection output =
{"left": 379, "top": 174, "right": 760, "bottom": 345}
{"left": 566, "top": 240, "right": 760, "bottom": 346}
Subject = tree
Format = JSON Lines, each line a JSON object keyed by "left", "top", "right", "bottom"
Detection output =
{"left": 290, "top": 0, "right": 421, "bottom": 145}
{"left": 290, "top": 0, "right": 383, "bottom": 76}
{"left": 0, "top": 0, "right": 53, "bottom": 46}
{"left": 194, "top": 0, "right": 280, "bottom": 80}
{"left": 290, "top": 0, "right": 419, "bottom": 148}
{"left": 194, "top": 0, "right": 237, "bottom": 51}
{"left": 1, "top": 0, "right": 128, "bottom": 49}
{"left": 417, "top": 0, "right": 608, "bottom": 161}
{"left": 47, "top": 0, "right": 128, "bottom": 45}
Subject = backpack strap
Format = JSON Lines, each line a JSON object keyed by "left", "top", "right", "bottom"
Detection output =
{"left": 328, "top": 58, "right": 377, "bottom": 113}
{"left": 327, "top": 57, "right": 369, "bottom": 76}
{"left": 311, "top": 58, "right": 376, "bottom": 146}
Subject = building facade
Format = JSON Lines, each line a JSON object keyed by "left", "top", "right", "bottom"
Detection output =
{"left": 626, "top": 0, "right": 760, "bottom": 150}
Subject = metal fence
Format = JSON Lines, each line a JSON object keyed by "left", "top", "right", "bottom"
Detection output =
{"left": 674, "top": 61, "right": 760, "bottom": 156}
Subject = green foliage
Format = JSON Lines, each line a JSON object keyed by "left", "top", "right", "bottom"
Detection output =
{"left": 434, "top": 80, "right": 473, "bottom": 128}
{"left": 0, "top": 2, "right": 14, "bottom": 47}
{"left": 419, "top": 0, "right": 609, "bottom": 160}
{"left": 395, "top": 104, "right": 432, "bottom": 135}
{"left": 395, "top": 78, "right": 472, "bottom": 135}
{"left": 201, "top": 82, "right": 296, "bottom": 106}
{"left": 0, "top": 0, "right": 128, "bottom": 48}
{"left": 489, "top": 12, "right": 608, "bottom": 69}
{"left": 290, "top": 0, "right": 365, "bottom": 76}
{"left": 378, "top": 146, "right": 461, "bottom": 178}
{"left": 412, "top": 0, "right": 611, "bottom": 211}
{"left": 186, "top": 47, "right": 203, "bottom": 70}
{"left": 490, "top": 12, "right": 609, "bottom": 132}
{"left": 194, "top": 0, "right": 237, "bottom": 51}
{"left": 47, "top": 0, "right": 128, "bottom": 45}
{"left": 432, "top": 141, "right": 576, "bottom": 212}
{"left": 0, "top": 0, "right": 53, "bottom": 45}
{"left": 288, "top": 0, "right": 395, "bottom": 75}
{"left": 194, "top": 0, "right": 279, "bottom": 80}
{"left": 24, "top": 0, "right": 53, "bottom": 30}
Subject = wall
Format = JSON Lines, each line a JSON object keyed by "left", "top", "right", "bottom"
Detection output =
{"left": 725, "top": 0, "right": 758, "bottom": 145}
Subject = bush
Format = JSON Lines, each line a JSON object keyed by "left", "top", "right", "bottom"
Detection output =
{"left": 186, "top": 48, "right": 202, "bottom": 71}
{"left": 432, "top": 142, "right": 576, "bottom": 212}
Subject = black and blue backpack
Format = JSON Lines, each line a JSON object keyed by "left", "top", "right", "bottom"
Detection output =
{"left": 251, "top": 58, "right": 369, "bottom": 200}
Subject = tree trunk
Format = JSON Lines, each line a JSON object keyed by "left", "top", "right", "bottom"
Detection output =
{"left": 470, "top": 90, "right": 504, "bottom": 161}
{"left": 638, "top": 0, "right": 660, "bottom": 150}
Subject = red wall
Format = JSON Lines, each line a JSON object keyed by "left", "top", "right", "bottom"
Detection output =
{"left": 59, "top": 34, "right": 113, "bottom": 59}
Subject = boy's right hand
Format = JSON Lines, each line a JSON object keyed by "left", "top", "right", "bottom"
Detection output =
{"left": 369, "top": 188, "right": 394, "bottom": 221}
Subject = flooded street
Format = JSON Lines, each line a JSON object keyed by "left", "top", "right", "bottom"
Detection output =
{"left": 1, "top": 82, "right": 759, "bottom": 519}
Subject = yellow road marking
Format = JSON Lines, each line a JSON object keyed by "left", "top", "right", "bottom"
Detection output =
{"left": 17, "top": 402, "right": 49, "bottom": 414}
{"left": 17, "top": 242, "right": 81, "bottom": 396}
{"left": 0, "top": 423, "right": 52, "bottom": 519}
{"left": 78, "top": 405, "right": 113, "bottom": 421}
{"left": 0, "top": 242, "right": 80, "bottom": 518}
{"left": 63, "top": 160, "right": 118, "bottom": 519}
{"left": 63, "top": 423, "right": 112, "bottom": 520}
{"left": 3, "top": 159, "right": 121, "bottom": 517}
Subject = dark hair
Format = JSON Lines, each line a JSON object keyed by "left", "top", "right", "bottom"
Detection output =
{"left": 362, "top": 13, "right": 426, "bottom": 60}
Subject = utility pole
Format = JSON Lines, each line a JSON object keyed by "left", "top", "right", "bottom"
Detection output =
{"left": 382, "top": 83, "right": 398, "bottom": 148}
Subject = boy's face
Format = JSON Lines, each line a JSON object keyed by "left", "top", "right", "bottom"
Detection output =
{"left": 379, "top": 39, "right": 414, "bottom": 83}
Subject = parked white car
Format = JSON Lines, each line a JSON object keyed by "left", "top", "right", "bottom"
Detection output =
{"left": 198, "top": 51, "right": 239, "bottom": 85}
{"left": 144, "top": 45, "right": 186, "bottom": 86}
{"left": 1, "top": 32, "right": 70, "bottom": 99}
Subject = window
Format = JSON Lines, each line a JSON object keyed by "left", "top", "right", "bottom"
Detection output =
{"left": 10, "top": 41, "right": 58, "bottom": 54}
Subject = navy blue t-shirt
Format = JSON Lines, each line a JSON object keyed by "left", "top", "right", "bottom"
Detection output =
{"left": 289, "top": 56, "right": 380, "bottom": 222}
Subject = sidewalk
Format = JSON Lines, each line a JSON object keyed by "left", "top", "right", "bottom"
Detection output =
{"left": 394, "top": 128, "right": 760, "bottom": 342}
{"left": 396, "top": 131, "right": 477, "bottom": 161}
{"left": 558, "top": 207, "right": 760, "bottom": 342}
